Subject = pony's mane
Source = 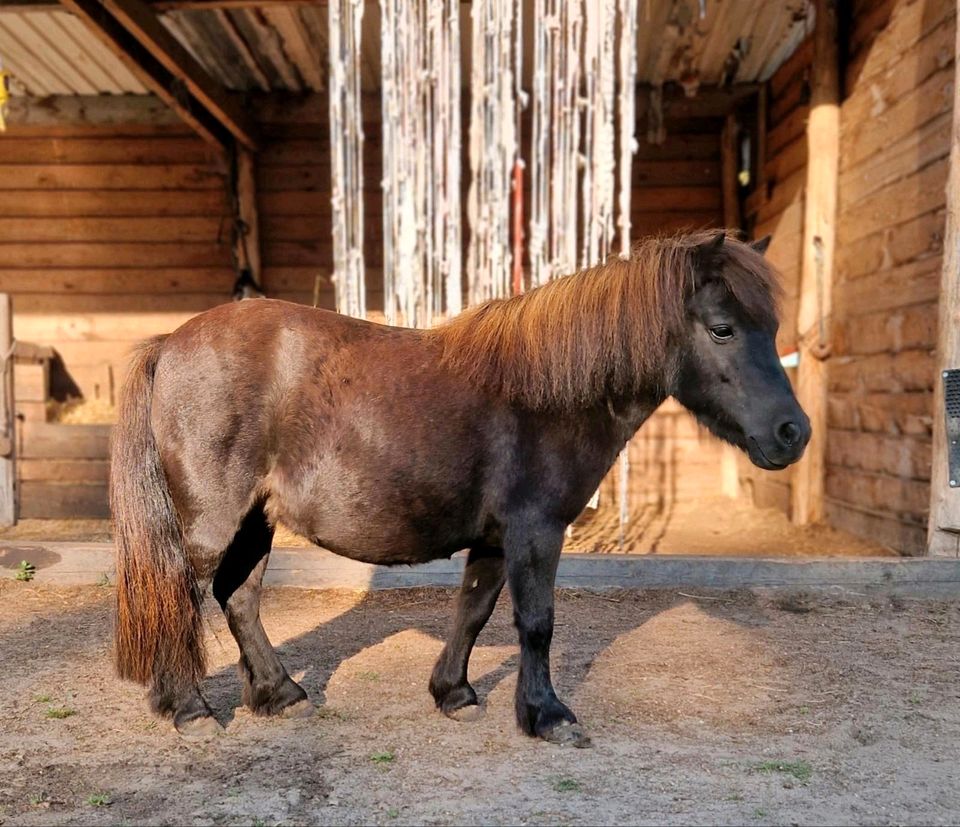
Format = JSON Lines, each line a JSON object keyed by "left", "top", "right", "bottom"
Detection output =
{"left": 429, "top": 230, "right": 781, "bottom": 410}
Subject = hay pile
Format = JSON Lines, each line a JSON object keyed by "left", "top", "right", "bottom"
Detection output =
{"left": 47, "top": 398, "right": 117, "bottom": 424}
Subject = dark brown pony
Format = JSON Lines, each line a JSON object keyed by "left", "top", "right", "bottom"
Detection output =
{"left": 111, "top": 231, "right": 809, "bottom": 746}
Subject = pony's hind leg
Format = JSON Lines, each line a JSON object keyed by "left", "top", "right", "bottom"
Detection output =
{"left": 212, "top": 506, "right": 312, "bottom": 718}
{"left": 149, "top": 671, "right": 219, "bottom": 736}
{"left": 429, "top": 546, "right": 505, "bottom": 719}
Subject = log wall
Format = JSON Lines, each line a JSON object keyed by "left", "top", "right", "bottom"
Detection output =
{"left": 828, "top": 0, "right": 954, "bottom": 554}
{"left": 740, "top": 0, "right": 953, "bottom": 554}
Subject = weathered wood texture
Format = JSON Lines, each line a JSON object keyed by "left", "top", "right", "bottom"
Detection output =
{"left": 15, "top": 423, "right": 111, "bottom": 519}
{"left": 830, "top": 0, "right": 955, "bottom": 554}
{"left": 928, "top": 0, "right": 960, "bottom": 556}
{"left": 740, "top": 0, "right": 953, "bottom": 555}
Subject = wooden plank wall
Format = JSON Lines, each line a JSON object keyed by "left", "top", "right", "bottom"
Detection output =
{"left": 0, "top": 117, "right": 234, "bottom": 401}
{"left": 828, "top": 0, "right": 955, "bottom": 554}
{"left": 740, "top": 38, "right": 812, "bottom": 515}
{"left": 254, "top": 91, "right": 725, "bottom": 316}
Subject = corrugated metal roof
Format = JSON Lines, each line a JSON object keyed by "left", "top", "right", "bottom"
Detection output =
{"left": 0, "top": 9, "right": 147, "bottom": 95}
{"left": 0, "top": 1, "right": 812, "bottom": 97}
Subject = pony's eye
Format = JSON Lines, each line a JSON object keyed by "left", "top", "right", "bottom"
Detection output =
{"left": 709, "top": 325, "right": 734, "bottom": 342}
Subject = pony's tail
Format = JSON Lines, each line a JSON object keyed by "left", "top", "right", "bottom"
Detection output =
{"left": 111, "top": 335, "right": 205, "bottom": 693}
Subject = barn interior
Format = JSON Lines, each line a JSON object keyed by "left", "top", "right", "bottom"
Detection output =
{"left": 0, "top": 0, "right": 952, "bottom": 558}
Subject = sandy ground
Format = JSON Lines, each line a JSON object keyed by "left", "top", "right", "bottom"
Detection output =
{"left": 1, "top": 582, "right": 957, "bottom": 826}
{"left": 0, "top": 498, "right": 891, "bottom": 557}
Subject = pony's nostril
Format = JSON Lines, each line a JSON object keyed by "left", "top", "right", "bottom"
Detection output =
{"left": 777, "top": 421, "right": 801, "bottom": 447}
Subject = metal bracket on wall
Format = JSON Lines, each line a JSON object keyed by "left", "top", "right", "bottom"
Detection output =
{"left": 943, "top": 369, "right": 960, "bottom": 488}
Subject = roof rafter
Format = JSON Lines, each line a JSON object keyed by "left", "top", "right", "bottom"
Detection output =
{"left": 71, "top": 0, "right": 258, "bottom": 150}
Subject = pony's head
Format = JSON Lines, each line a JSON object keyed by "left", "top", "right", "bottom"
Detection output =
{"left": 670, "top": 231, "right": 810, "bottom": 471}
{"left": 432, "top": 229, "right": 810, "bottom": 471}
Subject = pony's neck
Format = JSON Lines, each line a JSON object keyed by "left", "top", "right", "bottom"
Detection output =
{"left": 604, "top": 389, "right": 669, "bottom": 441}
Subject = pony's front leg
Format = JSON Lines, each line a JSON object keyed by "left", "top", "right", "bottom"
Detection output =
{"left": 504, "top": 520, "right": 591, "bottom": 748}
{"left": 430, "top": 545, "right": 505, "bottom": 719}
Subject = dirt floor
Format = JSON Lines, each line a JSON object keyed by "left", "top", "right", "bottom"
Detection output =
{"left": 0, "top": 497, "right": 891, "bottom": 557}
{"left": 1, "top": 582, "right": 957, "bottom": 826}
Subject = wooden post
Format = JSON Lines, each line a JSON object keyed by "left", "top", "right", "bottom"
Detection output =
{"left": 720, "top": 113, "right": 742, "bottom": 230}
{"left": 0, "top": 295, "right": 16, "bottom": 527}
{"left": 791, "top": 0, "right": 839, "bottom": 526}
{"left": 927, "top": 7, "right": 960, "bottom": 556}
{"left": 236, "top": 148, "right": 261, "bottom": 283}
{"left": 756, "top": 84, "right": 768, "bottom": 194}
{"left": 720, "top": 111, "right": 742, "bottom": 497}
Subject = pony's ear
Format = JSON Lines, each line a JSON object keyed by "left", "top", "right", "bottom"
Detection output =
{"left": 692, "top": 231, "right": 726, "bottom": 289}
{"left": 751, "top": 234, "right": 772, "bottom": 256}
{"left": 697, "top": 231, "right": 726, "bottom": 258}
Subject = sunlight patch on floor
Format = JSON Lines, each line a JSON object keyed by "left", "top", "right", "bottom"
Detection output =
{"left": 575, "top": 601, "right": 789, "bottom": 731}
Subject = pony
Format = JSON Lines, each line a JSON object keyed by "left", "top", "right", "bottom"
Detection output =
{"left": 111, "top": 230, "right": 809, "bottom": 746}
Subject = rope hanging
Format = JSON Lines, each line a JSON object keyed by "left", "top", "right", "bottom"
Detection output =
{"left": 466, "top": 0, "right": 521, "bottom": 305}
{"left": 552, "top": 0, "right": 583, "bottom": 281}
{"left": 329, "top": 0, "right": 366, "bottom": 318}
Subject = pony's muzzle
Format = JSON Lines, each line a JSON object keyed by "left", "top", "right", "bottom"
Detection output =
{"left": 747, "top": 411, "right": 811, "bottom": 470}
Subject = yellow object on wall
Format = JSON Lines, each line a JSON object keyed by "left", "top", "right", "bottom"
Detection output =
{"left": 0, "top": 71, "right": 9, "bottom": 132}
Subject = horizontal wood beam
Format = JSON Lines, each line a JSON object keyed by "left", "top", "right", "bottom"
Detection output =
{"left": 4, "top": 94, "right": 183, "bottom": 129}
{"left": 57, "top": 0, "right": 257, "bottom": 151}
{"left": 155, "top": 0, "right": 323, "bottom": 8}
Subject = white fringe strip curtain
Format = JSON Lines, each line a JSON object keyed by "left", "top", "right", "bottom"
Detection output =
{"left": 329, "top": 0, "right": 366, "bottom": 318}
{"left": 466, "top": 0, "right": 521, "bottom": 305}
{"left": 617, "top": 0, "right": 638, "bottom": 262}
{"left": 581, "top": 0, "right": 616, "bottom": 269}
{"left": 616, "top": 0, "right": 639, "bottom": 546}
{"left": 432, "top": 0, "right": 463, "bottom": 318}
{"left": 528, "top": 0, "right": 583, "bottom": 288}
{"left": 380, "top": 0, "right": 462, "bottom": 327}
{"left": 527, "top": 0, "right": 639, "bottom": 533}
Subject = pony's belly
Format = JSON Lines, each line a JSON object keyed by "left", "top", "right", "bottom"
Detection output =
{"left": 273, "top": 487, "right": 479, "bottom": 566}
{"left": 307, "top": 518, "right": 470, "bottom": 565}
{"left": 268, "top": 436, "right": 490, "bottom": 563}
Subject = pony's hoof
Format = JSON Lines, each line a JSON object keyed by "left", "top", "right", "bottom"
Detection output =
{"left": 445, "top": 703, "right": 485, "bottom": 723}
{"left": 176, "top": 715, "right": 222, "bottom": 738}
{"left": 281, "top": 699, "right": 315, "bottom": 719}
{"left": 543, "top": 721, "right": 592, "bottom": 748}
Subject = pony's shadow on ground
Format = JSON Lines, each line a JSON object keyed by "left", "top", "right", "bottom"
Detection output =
{"left": 200, "top": 562, "right": 771, "bottom": 730}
